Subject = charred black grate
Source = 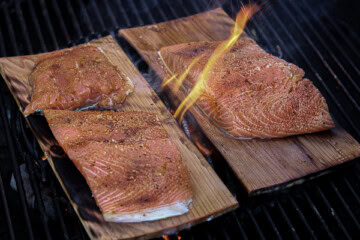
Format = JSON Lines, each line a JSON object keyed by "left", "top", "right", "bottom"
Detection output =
{"left": 0, "top": 0, "right": 360, "bottom": 239}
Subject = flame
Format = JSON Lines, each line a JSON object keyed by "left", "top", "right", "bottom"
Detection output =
{"left": 162, "top": 73, "right": 178, "bottom": 88}
{"left": 162, "top": 235, "right": 170, "bottom": 240}
{"left": 169, "top": 4, "right": 260, "bottom": 122}
{"left": 177, "top": 235, "right": 181, "bottom": 240}
{"left": 162, "top": 55, "right": 204, "bottom": 93}
{"left": 193, "top": 135, "right": 212, "bottom": 156}
{"left": 41, "top": 155, "right": 46, "bottom": 161}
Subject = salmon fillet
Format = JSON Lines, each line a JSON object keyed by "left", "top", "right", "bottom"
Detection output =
{"left": 24, "top": 46, "right": 134, "bottom": 116}
{"left": 159, "top": 38, "right": 335, "bottom": 138}
{"left": 44, "top": 110, "right": 192, "bottom": 222}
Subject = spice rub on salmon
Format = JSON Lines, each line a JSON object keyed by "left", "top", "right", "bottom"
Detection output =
{"left": 44, "top": 110, "right": 192, "bottom": 222}
{"left": 159, "top": 38, "right": 335, "bottom": 138}
{"left": 24, "top": 46, "right": 134, "bottom": 115}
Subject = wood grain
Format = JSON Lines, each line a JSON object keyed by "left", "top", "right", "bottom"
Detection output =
{"left": 119, "top": 8, "right": 360, "bottom": 195}
{"left": 0, "top": 35, "right": 238, "bottom": 240}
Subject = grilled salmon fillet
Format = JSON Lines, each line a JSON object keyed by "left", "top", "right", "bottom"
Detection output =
{"left": 159, "top": 38, "right": 335, "bottom": 138}
{"left": 24, "top": 46, "right": 134, "bottom": 116}
{"left": 44, "top": 110, "right": 192, "bottom": 222}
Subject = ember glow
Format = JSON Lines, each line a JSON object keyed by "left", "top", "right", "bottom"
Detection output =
{"left": 193, "top": 135, "right": 212, "bottom": 156}
{"left": 163, "top": 4, "right": 260, "bottom": 122}
{"left": 162, "top": 235, "right": 170, "bottom": 240}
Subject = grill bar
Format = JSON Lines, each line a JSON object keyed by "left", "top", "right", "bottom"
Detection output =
{"left": 39, "top": 0, "right": 59, "bottom": 50}
{"left": 330, "top": 181, "right": 360, "bottom": 229}
{"left": 90, "top": 0, "right": 107, "bottom": 34}
{"left": 50, "top": 0, "right": 71, "bottom": 45}
{"left": 103, "top": 0, "right": 119, "bottom": 30}
{"left": 15, "top": 2, "right": 33, "bottom": 54}
{"left": 307, "top": 0, "right": 360, "bottom": 59}
{"left": 18, "top": 120, "right": 56, "bottom": 240}
{"left": 27, "top": 0, "right": 47, "bottom": 52}
{"left": 154, "top": 1, "right": 168, "bottom": 22}
{"left": 344, "top": 177, "right": 360, "bottom": 205}
{"left": 298, "top": 1, "right": 360, "bottom": 77}
{"left": 51, "top": 176, "right": 70, "bottom": 240}
{"left": 276, "top": 201, "right": 300, "bottom": 240}
{"left": 316, "top": 7, "right": 360, "bottom": 59}
{"left": 179, "top": 0, "right": 191, "bottom": 16}
{"left": 315, "top": 186, "right": 351, "bottom": 238}
{"left": 114, "top": 0, "right": 131, "bottom": 27}
{"left": 303, "top": 191, "right": 335, "bottom": 239}
{"left": 78, "top": 0, "right": 95, "bottom": 35}
{"left": 164, "top": 0, "right": 180, "bottom": 19}
{"left": 278, "top": 2, "right": 360, "bottom": 110}
{"left": 246, "top": 209, "right": 266, "bottom": 240}
{"left": 189, "top": 0, "right": 202, "bottom": 13}
{"left": 262, "top": 205, "right": 283, "bottom": 239}
{"left": 288, "top": 196, "right": 316, "bottom": 238}
{"left": 140, "top": 0, "right": 156, "bottom": 24}
{"left": 0, "top": 18, "right": 6, "bottom": 56}
{"left": 0, "top": 94, "right": 34, "bottom": 240}
{"left": 0, "top": 171, "right": 15, "bottom": 240}
{"left": 20, "top": 141, "right": 52, "bottom": 240}
{"left": 64, "top": 0, "right": 84, "bottom": 42}
{"left": 231, "top": 211, "right": 249, "bottom": 240}
{"left": 1, "top": 5, "right": 20, "bottom": 56}
{"left": 128, "top": 0, "right": 144, "bottom": 26}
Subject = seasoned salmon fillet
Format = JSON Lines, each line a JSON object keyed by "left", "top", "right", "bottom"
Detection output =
{"left": 44, "top": 110, "right": 192, "bottom": 222}
{"left": 24, "top": 46, "right": 134, "bottom": 115}
{"left": 159, "top": 38, "right": 335, "bottom": 138}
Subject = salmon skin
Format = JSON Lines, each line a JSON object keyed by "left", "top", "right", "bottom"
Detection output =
{"left": 44, "top": 110, "right": 193, "bottom": 222}
{"left": 159, "top": 38, "right": 335, "bottom": 138}
{"left": 24, "top": 46, "right": 134, "bottom": 116}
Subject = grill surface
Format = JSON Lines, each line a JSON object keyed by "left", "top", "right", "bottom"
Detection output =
{"left": 0, "top": 0, "right": 360, "bottom": 239}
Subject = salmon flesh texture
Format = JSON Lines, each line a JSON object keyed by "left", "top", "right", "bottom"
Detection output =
{"left": 159, "top": 38, "right": 335, "bottom": 138}
{"left": 44, "top": 110, "right": 193, "bottom": 222}
{"left": 24, "top": 46, "right": 134, "bottom": 115}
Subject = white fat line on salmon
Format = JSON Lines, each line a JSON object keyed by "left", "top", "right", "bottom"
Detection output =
{"left": 82, "top": 166, "right": 98, "bottom": 176}
{"left": 97, "top": 190, "right": 118, "bottom": 202}
{"left": 158, "top": 51, "right": 175, "bottom": 76}
{"left": 103, "top": 199, "right": 192, "bottom": 223}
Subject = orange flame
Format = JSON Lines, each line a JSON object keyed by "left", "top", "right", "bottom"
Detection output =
{"left": 41, "top": 155, "right": 46, "bottom": 161}
{"left": 162, "top": 55, "right": 204, "bottom": 93}
{"left": 170, "top": 4, "right": 260, "bottom": 122}
{"left": 193, "top": 135, "right": 212, "bottom": 156}
{"left": 162, "top": 235, "right": 170, "bottom": 240}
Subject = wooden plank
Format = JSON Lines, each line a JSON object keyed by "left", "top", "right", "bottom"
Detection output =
{"left": 119, "top": 8, "right": 360, "bottom": 195}
{"left": 0, "top": 35, "right": 238, "bottom": 240}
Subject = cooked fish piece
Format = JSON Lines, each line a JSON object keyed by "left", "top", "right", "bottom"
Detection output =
{"left": 44, "top": 110, "right": 193, "bottom": 222}
{"left": 24, "top": 46, "right": 134, "bottom": 115}
{"left": 159, "top": 38, "right": 335, "bottom": 138}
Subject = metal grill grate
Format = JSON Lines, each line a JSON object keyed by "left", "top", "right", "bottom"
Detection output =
{"left": 0, "top": 0, "right": 360, "bottom": 239}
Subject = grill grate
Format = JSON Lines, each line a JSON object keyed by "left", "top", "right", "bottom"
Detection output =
{"left": 0, "top": 0, "right": 360, "bottom": 239}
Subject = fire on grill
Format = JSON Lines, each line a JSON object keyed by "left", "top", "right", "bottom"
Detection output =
{"left": 1, "top": 0, "right": 360, "bottom": 239}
